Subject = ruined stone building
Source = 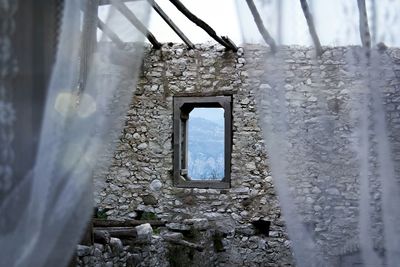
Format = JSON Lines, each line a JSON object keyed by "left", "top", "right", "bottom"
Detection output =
{"left": 74, "top": 42, "right": 400, "bottom": 267}
{"left": 91, "top": 43, "right": 290, "bottom": 266}
{"left": 3, "top": 1, "right": 400, "bottom": 267}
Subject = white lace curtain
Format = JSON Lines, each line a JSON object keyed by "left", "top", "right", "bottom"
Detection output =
{"left": 237, "top": 1, "right": 400, "bottom": 266}
{"left": 1, "top": 0, "right": 400, "bottom": 267}
{"left": 0, "top": 1, "right": 150, "bottom": 266}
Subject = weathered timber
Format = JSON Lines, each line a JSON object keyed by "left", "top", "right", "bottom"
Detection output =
{"left": 163, "top": 236, "right": 204, "bottom": 252}
{"left": 79, "top": 0, "right": 99, "bottom": 92}
{"left": 79, "top": 3, "right": 125, "bottom": 49}
{"left": 80, "top": 220, "right": 94, "bottom": 245}
{"left": 299, "top": 0, "right": 323, "bottom": 56}
{"left": 113, "top": 0, "right": 162, "bottom": 49}
{"left": 94, "top": 227, "right": 138, "bottom": 239}
{"left": 245, "top": 0, "right": 277, "bottom": 53}
{"left": 93, "top": 218, "right": 166, "bottom": 227}
{"left": 149, "top": 0, "right": 194, "bottom": 49}
{"left": 93, "top": 229, "right": 111, "bottom": 244}
{"left": 169, "top": 0, "right": 237, "bottom": 51}
{"left": 357, "top": 0, "right": 371, "bottom": 49}
{"left": 97, "top": 18, "right": 125, "bottom": 49}
{"left": 221, "top": 36, "right": 238, "bottom": 52}
{"left": 370, "top": 0, "right": 377, "bottom": 45}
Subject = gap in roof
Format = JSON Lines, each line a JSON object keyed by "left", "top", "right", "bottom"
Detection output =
{"left": 98, "top": 0, "right": 400, "bottom": 47}
{"left": 148, "top": 0, "right": 242, "bottom": 45}
{"left": 97, "top": 0, "right": 242, "bottom": 45}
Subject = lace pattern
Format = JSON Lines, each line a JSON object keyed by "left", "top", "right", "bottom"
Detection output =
{"left": 0, "top": 1, "right": 18, "bottom": 194}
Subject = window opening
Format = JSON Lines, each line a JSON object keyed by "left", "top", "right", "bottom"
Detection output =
{"left": 173, "top": 96, "right": 232, "bottom": 188}
{"left": 188, "top": 108, "right": 225, "bottom": 180}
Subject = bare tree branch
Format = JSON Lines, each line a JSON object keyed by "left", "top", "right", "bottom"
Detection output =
{"left": 245, "top": 0, "right": 277, "bottom": 53}
{"left": 299, "top": 0, "right": 323, "bottom": 56}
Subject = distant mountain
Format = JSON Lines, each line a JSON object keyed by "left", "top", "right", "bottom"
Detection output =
{"left": 188, "top": 117, "right": 224, "bottom": 180}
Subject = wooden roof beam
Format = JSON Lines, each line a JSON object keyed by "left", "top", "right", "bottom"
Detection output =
{"left": 79, "top": 2, "right": 126, "bottom": 50}
{"left": 169, "top": 0, "right": 237, "bottom": 52}
{"left": 221, "top": 36, "right": 238, "bottom": 52}
{"left": 245, "top": 0, "right": 277, "bottom": 53}
{"left": 112, "top": 0, "right": 162, "bottom": 49}
{"left": 149, "top": 0, "right": 195, "bottom": 49}
{"left": 357, "top": 0, "right": 371, "bottom": 49}
{"left": 97, "top": 18, "right": 126, "bottom": 49}
{"left": 79, "top": 0, "right": 99, "bottom": 92}
{"left": 299, "top": 0, "right": 323, "bottom": 56}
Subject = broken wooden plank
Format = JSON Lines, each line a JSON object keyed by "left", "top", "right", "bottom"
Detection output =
{"left": 169, "top": 0, "right": 237, "bottom": 51}
{"left": 299, "top": 0, "right": 323, "bottom": 56}
{"left": 113, "top": 0, "right": 162, "bottom": 49}
{"left": 97, "top": 18, "right": 126, "bottom": 49}
{"left": 357, "top": 0, "right": 371, "bottom": 49}
{"left": 149, "top": 0, "right": 195, "bottom": 49}
{"left": 245, "top": 0, "right": 277, "bottom": 53}
{"left": 93, "top": 218, "right": 166, "bottom": 227}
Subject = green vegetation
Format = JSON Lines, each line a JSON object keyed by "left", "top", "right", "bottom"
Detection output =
{"left": 138, "top": 211, "right": 158, "bottom": 220}
{"left": 95, "top": 209, "right": 108, "bottom": 219}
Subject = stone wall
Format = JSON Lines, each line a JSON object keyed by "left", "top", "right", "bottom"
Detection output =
{"left": 94, "top": 43, "right": 400, "bottom": 266}
{"left": 246, "top": 45, "right": 400, "bottom": 264}
{"left": 95, "top": 43, "right": 291, "bottom": 267}
{"left": 76, "top": 234, "right": 167, "bottom": 267}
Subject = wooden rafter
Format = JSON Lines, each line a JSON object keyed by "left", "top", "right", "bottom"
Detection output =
{"left": 357, "top": 0, "right": 371, "bottom": 49}
{"left": 97, "top": 18, "right": 125, "bottom": 49}
{"left": 169, "top": 0, "right": 237, "bottom": 52}
{"left": 299, "top": 0, "right": 323, "bottom": 56}
{"left": 149, "top": 0, "right": 195, "bottom": 49}
{"left": 245, "top": 0, "right": 277, "bottom": 53}
{"left": 221, "top": 36, "right": 238, "bottom": 52}
{"left": 112, "top": 0, "right": 162, "bottom": 49}
{"left": 80, "top": 3, "right": 125, "bottom": 51}
{"left": 79, "top": 0, "right": 99, "bottom": 92}
{"left": 370, "top": 0, "right": 377, "bottom": 45}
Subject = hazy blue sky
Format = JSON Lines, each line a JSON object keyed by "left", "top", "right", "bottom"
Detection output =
{"left": 190, "top": 108, "right": 224, "bottom": 125}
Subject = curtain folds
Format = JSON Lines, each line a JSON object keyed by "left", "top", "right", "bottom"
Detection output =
{"left": 238, "top": 1, "right": 400, "bottom": 266}
{"left": 0, "top": 1, "right": 151, "bottom": 266}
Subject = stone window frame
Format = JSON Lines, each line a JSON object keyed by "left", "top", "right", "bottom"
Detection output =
{"left": 173, "top": 96, "right": 232, "bottom": 189}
